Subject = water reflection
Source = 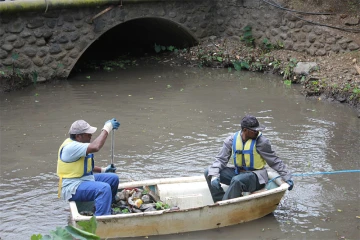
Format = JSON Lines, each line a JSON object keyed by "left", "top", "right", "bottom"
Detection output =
{"left": 0, "top": 64, "right": 359, "bottom": 240}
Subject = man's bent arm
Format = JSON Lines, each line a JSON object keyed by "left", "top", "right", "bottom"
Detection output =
{"left": 86, "top": 130, "right": 109, "bottom": 155}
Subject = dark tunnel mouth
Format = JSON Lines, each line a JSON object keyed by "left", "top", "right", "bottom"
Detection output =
{"left": 70, "top": 17, "right": 199, "bottom": 74}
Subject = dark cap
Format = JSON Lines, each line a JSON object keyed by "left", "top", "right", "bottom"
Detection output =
{"left": 241, "top": 115, "right": 266, "bottom": 131}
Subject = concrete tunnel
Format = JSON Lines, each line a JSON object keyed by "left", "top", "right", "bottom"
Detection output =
{"left": 71, "top": 17, "right": 199, "bottom": 74}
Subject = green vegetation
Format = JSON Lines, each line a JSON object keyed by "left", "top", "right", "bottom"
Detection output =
{"left": 282, "top": 58, "right": 297, "bottom": 81}
{"left": 261, "top": 38, "right": 274, "bottom": 52}
{"left": 154, "top": 43, "right": 178, "bottom": 54}
{"left": 276, "top": 40, "right": 284, "bottom": 49}
{"left": 155, "top": 201, "right": 170, "bottom": 210}
{"left": 122, "top": 208, "right": 130, "bottom": 213}
{"left": 327, "top": 81, "right": 360, "bottom": 102}
{"left": 187, "top": 27, "right": 299, "bottom": 84}
{"left": 241, "top": 25, "right": 255, "bottom": 47}
{"left": 251, "top": 61, "right": 264, "bottom": 71}
{"left": 233, "top": 60, "right": 250, "bottom": 71}
{"left": 31, "top": 216, "right": 100, "bottom": 240}
{"left": 300, "top": 76, "right": 306, "bottom": 83}
{"left": 0, "top": 53, "right": 36, "bottom": 92}
{"left": 270, "top": 59, "right": 281, "bottom": 70}
{"left": 261, "top": 38, "right": 284, "bottom": 53}
{"left": 283, "top": 80, "right": 292, "bottom": 86}
{"left": 344, "top": 83, "right": 351, "bottom": 91}
{"left": 350, "top": 88, "right": 360, "bottom": 100}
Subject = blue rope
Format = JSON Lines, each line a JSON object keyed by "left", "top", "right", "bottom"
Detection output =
{"left": 267, "top": 170, "right": 360, "bottom": 184}
{"left": 267, "top": 176, "right": 281, "bottom": 184}
{"left": 293, "top": 169, "right": 360, "bottom": 177}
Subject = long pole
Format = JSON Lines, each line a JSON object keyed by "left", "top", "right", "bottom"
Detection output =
{"left": 111, "top": 129, "right": 115, "bottom": 168}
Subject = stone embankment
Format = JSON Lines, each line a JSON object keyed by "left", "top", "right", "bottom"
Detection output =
{"left": 0, "top": 0, "right": 359, "bottom": 82}
{"left": 215, "top": 1, "right": 359, "bottom": 54}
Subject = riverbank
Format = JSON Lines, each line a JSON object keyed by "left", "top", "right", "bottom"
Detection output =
{"left": 171, "top": 0, "right": 360, "bottom": 115}
{"left": 165, "top": 37, "right": 360, "bottom": 116}
{"left": 1, "top": 1, "right": 359, "bottom": 116}
{"left": 1, "top": 40, "right": 359, "bottom": 116}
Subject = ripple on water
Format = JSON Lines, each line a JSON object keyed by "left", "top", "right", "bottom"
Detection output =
{"left": 1, "top": 66, "right": 359, "bottom": 239}
{"left": 1, "top": 176, "right": 68, "bottom": 239}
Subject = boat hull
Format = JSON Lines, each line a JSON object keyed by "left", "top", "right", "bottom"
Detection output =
{"left": 69, "top": 176, "right": 288, "bottom": 238}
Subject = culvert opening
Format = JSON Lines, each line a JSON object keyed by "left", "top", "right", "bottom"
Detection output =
{"left": 70, "top": 17, "right": 198, "bottom": 75}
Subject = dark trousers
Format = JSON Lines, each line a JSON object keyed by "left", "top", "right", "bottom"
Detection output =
{"left": 204, "top": 167, "right": 264, "bottom": 202}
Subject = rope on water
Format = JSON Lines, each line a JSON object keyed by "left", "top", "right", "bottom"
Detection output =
{"left": 293, "top": 170, "right": 360, "bottom": 177}
{"left": 267, "top": 170, "right": 360, "bottom": 184}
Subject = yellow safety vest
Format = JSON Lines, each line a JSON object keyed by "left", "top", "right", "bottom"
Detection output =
{"left": 230, "top": 131, "right": 266, "bottom": 174}
{"left": 56, "top": 138, "right": 94, "bottom": 198}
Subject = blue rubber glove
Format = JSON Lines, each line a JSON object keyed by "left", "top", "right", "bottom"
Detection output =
{"left": 210, "top": 176, "right": 221, "bottom": 190}
{"left": 103, "top": 118, "right": 120, "bottom": 133}
{"left": 109, "top": 118, "right": 120, "bottom": 130}
{"left": 286, "top": 179, "right": 294, "bottom": 191}
{"left": 102, "top": 164, "right": 116, "bottom": 173}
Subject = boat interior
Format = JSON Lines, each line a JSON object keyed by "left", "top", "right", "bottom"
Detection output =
{"left": 75, "top": 172, "right": 282, "bottom": 213}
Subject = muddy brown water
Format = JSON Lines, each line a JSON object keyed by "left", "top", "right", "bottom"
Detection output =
{"left": 0, "top": 63, "right": 359, "bottom": 240}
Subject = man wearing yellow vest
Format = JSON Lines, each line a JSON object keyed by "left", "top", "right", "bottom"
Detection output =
{"left": 57, "top": 118, "right": 120, "bottom": 216}
{"left": 205, "top": 115, "right": 294, "bottom": 202}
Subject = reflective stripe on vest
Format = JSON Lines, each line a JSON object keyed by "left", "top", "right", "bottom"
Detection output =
{"left": 230, "top": 130, "right": 266, "bottom": 174}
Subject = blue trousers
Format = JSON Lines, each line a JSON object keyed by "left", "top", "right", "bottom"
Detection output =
{"left": 69, "top": 173, "right": 119, "bottom": 216}
{"left": 204, "top": 167, "right": 264, "bottom": 202}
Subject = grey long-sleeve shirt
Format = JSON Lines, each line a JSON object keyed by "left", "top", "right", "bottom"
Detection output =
{"left": 208, "top": 132, "right": 292, "bottom": 184}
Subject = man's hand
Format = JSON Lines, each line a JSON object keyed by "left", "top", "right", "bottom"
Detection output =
{"left": 101, "top": 164, "right": 117, "bottom": 173}
{"left": 286, "top": 179, "right": 294, "bottom": 190}
{"left": 210, "top": 176, "right": 221, "bottom": 190}
{"left": 102, "top": 118, "right": 120, "bottom": 133}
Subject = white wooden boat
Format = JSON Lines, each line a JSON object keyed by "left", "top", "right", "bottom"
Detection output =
{"left": 69, "top": 172, "right": 288, "bottom": 239}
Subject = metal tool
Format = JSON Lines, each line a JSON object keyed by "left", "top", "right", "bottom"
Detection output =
{"left": 111, "top": 129, "right": 115, "bottom": 169}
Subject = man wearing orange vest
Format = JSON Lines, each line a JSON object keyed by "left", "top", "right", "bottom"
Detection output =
{"left": 57, "top": 118, "right": 120, "bottom": 216}
{"left": 205, "top": 115, "right": 294, "bottom": 202}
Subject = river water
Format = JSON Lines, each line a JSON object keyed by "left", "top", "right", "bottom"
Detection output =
{"left": 0, "top": 63, "right": 359, "bottom": 240}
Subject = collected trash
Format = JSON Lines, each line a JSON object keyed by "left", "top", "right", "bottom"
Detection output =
{"left": 79, "top": 186, "right": 179, "bottom": 216}
{"left": 111, "top": 187, "right": 179, "bottom": 214}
